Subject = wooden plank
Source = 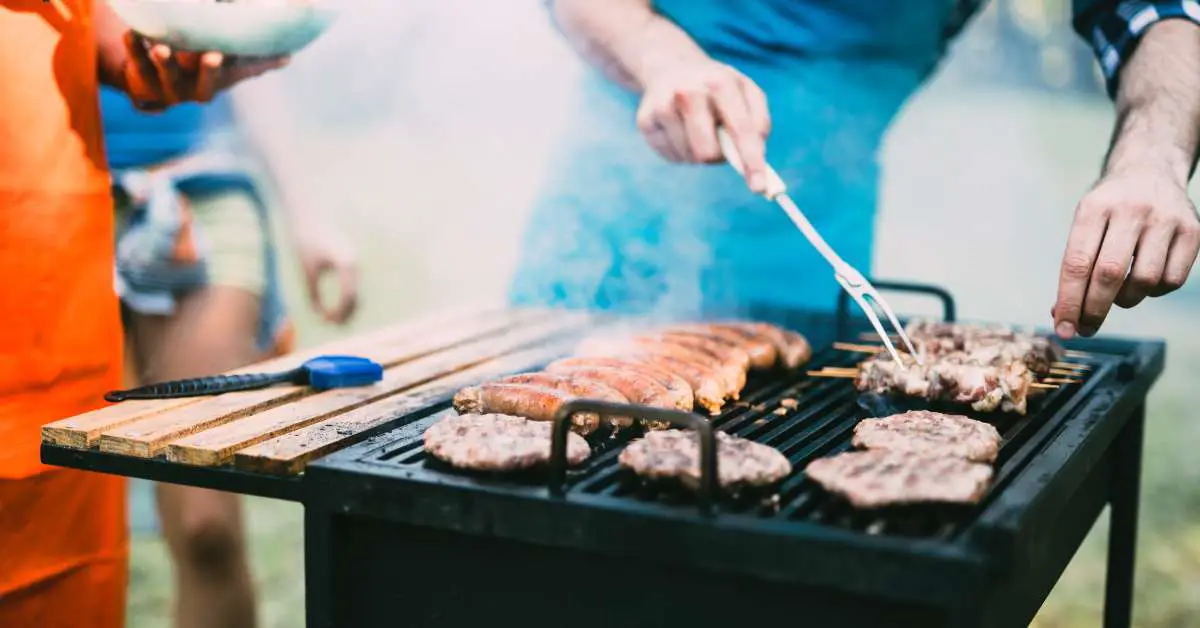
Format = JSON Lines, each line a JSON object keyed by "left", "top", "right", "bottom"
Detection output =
{"left": 234, "top": 342, "right": 574, "bottom": 474}
{"left": 165, "top": 311, "right": 595, "bottom": 466}
{"left": 41, "top": 304, "right": 508, "bottom": 448}
{"left": 93, "top": 308, "right": 555, "bottom": 457}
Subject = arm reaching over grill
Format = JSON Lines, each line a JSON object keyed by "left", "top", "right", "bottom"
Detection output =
{"left": 855, "top": 355, "right": 1033, "bottom": 415}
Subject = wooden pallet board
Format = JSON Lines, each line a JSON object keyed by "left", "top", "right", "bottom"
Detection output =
{"left": 40, "top": 305, "right": 508, "bottom": 449}
{"left": 40, "top": 307, "right": 597, "bottom": 473}
{"left": 165, "top": 312, "right": 591, "bottom": 466}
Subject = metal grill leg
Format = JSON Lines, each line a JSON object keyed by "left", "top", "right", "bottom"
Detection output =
{"left": 305, "top": 507, "right": 334, "bottom": 628}
{"left": 1104, "top": 405, "right": 1144, "bottom": 628}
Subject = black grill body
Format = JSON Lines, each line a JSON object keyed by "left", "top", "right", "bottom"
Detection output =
{"left": 303, "top": 292, "right": 1162, "bottom": 628}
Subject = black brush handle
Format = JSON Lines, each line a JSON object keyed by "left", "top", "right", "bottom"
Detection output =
{"left": 105, "top": 370, "right": 300, "bottom": 402}
{"left": 548, "top": 400, "right": 718, "bottom": 516}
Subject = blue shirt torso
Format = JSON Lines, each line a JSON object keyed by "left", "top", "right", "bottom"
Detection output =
{"left": 652, "top": 0, "right": 975, "bottom": 75}
{"left": 509, "top": 0, "right": 981, "bottom": 317}
{"left": 99, "top": 86, "right": 237, "bottom": 170}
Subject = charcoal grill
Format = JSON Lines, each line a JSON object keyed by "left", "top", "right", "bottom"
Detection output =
{"left": 300, "top": 283, "right": 1162, "bottom": 628}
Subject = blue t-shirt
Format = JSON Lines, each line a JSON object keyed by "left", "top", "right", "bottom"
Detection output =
{"left": 99, "top": 86, "right": 237, "bottom": 170}
{"left": 509, "top": 0, "right": 978, "bottom": 316}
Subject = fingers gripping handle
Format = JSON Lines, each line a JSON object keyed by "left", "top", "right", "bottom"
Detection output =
{"left": 716, "top": 127, "right": 787, "bottom": 199}
{"left": 104, "top": 371, "right": 298, "bottom": 402}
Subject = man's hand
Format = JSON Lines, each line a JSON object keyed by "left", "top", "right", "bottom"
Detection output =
{"left": 635, "top": 60, "right": 771, "bottom": 193}
{"left": 121, "top": 33, "right": 288, "bottom": 111}
{"left": 1053, "top": 168, "right": 1200, "bottom": 338}
{"left": 1052, "top": 19, "right": 1200, "bottom": 339}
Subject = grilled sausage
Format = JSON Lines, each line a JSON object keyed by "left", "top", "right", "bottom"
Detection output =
{"left": 452, "top": 383, "right": 601, "bottom": 434}
{"left": 538, "top": 364, "right": 677, "bottom": 430}
{"left": 545, "top": 357, "right": 694, "bottom": 413}
{"left": 495, "top": 372, "right": 633, "bottom": 429}
{"left": 716, "top": 322, "right": 812, "bottom": 369}
{"left": 576, "top": 336, "right": 743, "bottom": 397}
{"left": 627, "top": 355, "right": 728, "bottom": 415}
{"left": 646, "top": 332, "right": 751, "bottom": 373}
{"left": 661, "top": 323, "right": 777, "bottom": 369}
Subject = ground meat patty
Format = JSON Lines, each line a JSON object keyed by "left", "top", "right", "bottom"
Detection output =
{"left": 423, "top": 413, "right": 591, "bottom": 471}
{"left": 715, "top": 322, "right": 812, "bottom": 369}
{"left": 452, "top": 383, "right": 600, "bottom": 434}
{"left": 852, "top": 410, "right": 1001, "bottom": 463}
{"left": 805, "top": 450, "right": 994, "bottom": 509}
{"left": 494, "top": 372, "right": 633, "bottom": 429}
{"left": 661, "top": 323, "right": 778, "bottom": 369}
{"left": 618, "top": 429, "right": 792, "bottom": 491}
{"left": 544, "top": 357, "right": 695, "bottom": 413}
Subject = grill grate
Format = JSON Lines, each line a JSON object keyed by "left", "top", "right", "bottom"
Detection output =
{"left": 368, "top": 346, "right": 1111, "bottom": 539}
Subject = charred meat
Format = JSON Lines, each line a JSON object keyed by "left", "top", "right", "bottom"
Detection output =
{"left": 452, "top": 383, "right": 601, "bottom": 434}
{"left": 854, "top": 355, "right": 1033, "bottom": 414}
{"left": 423, "top": 413, "right": 591, "bottom": 471}
{"left": 805, "top": 449, "right": 994, "bottom": 509}
{"left": 619, "top": 429, "right": 792, "bottom": 491}
{"left": 904, "top": 319, "right": 1064, "bottom": 375}
{"left": 852, "top": 410, "right": 1001, "bottom": 463}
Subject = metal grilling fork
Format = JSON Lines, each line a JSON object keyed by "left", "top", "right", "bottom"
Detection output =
{"left": 716, "top": 128, "right": 921, "bottom": 367}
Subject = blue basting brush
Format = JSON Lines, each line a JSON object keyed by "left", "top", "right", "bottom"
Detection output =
{"left": 104, "top": 355, "right": 384, "bottom": 402}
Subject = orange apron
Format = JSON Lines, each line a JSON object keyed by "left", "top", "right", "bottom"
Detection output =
{"left": 0, "top": 1, "right": 128, "bottom": 625}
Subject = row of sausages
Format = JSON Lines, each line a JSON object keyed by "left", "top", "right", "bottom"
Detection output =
{"left": 452, "top": 321, "right": 812, "bottom": 434}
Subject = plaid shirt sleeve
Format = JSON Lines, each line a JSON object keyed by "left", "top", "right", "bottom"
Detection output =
{"left": 1074, "top": 0, "right": 1200, "bottom": 97}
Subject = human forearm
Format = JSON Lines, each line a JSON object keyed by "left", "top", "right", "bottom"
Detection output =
{"left": 1103, "top": 19, "right": 1200, "bottom": 183}
{"left": 551, "top": 0, "right": 710, "bottom": 91}
{"left": 227, "top": 77, "right": 313, "bottom": 233}
{"left": 94, "top": 0, "right": 131, "bottom": 90}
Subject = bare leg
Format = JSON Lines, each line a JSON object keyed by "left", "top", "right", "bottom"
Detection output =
{"left": 127, "top": 286, "right": 263, "bottom": 628}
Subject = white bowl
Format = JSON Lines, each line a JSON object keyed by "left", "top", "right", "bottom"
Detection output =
{"left": 108, "top": 0, "right": 338, "bottom": 57}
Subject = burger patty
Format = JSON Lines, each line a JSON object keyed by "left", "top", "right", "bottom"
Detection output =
{"left": 618, "top": 429, "right": 792, "bottom": 491}
{"left": 423, "top": 413, "right": 591, "bottom": 471}
{"left": 804, "top": 450, "right": 993, "bottom": 509}
{"left": 852, "top": 410, "right": 1002, "bottom": 463}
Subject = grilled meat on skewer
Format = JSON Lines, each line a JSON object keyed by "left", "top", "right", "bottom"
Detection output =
{"left": 855, "top": 355, "right": 1033, "bottom": 414}
{"left": 903, "top": 319, "right": 1064, "bottom": 375}
{"left": 805, "top": 449, "right": 994, "bottom": 509}
{"left": 852, "top": 410, "right": 1001, "bottom": 463}
{"left": 423, "top": 414, "right": 591, "bottom": 471}
{"left": 619, "top": 429, "right": 792, "bottom": 492}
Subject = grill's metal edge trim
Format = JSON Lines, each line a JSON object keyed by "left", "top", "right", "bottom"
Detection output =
{"left": 967, "top": 339, "right": 1164, "bottom": 560}
{"left": 40, "top": 442, "right": 304, "bottom": 502}
{"left": 303, "top": 458, "right": 991, "bottom": 607}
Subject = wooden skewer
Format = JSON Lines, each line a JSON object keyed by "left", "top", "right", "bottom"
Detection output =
{"left": 807, "top": 370, "right": 856, "bottom": 379}
{"left": 1052, "top": 361, "right": 1090, "bottom": 371}
{"left": 1063, "top": 349, "right": 1092, "bottom": 359}
{"left": 1031, "top": 382, "right": 1060, "bottom": 390}
{"left": 1047, "top": 368, "right": 1085, "bottom": 377}
{"left": 1042, "top": 377, "right": 1081, "bottom": 385}
{"left": 833, "top": 342, "right": 885, "bottom": 353}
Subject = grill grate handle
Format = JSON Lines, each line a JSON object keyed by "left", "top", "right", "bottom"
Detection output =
{"left": 548, "top": 400, "right": 719, "bottom": 516}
